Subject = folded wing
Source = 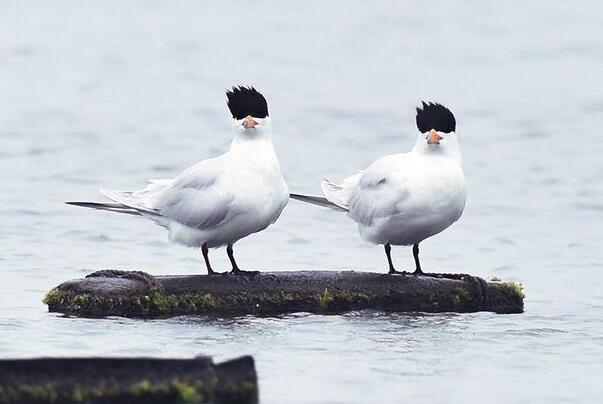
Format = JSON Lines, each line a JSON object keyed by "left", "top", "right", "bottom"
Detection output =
{"left": 152, "top": 159, "right": 235, "bottom": 230}
{"left": 320, "top": 172, "right": 362, "bottom": 210}
{"left": 347, "top": 155, "right": 410, "bottom": 226}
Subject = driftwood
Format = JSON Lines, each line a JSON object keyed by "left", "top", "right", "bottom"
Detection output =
{"left": 44, "top": 270, "right": 524, "bottom": 317}
{"left": 0, "top": 355, "right": 257, "bottom": 404}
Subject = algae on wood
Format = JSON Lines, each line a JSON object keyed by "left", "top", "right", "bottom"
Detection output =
{"left": 0, "top": 356, "right": 257, "bottom": 404}
{"left": 44, "top": 270, "right": 524, "bottom": 318}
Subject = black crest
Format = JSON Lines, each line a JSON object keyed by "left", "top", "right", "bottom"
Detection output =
{"left": 226, "top": 86, "right": 269, "bottom": 120}
{"left": 416, "top": 102, "right": 456, "bottom": 133}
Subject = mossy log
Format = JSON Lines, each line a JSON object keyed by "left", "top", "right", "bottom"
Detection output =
{"left": 44, "top": 270, "right": 524, "bottom": 317}
{"left": 0, "top": 355, "right": 257, "bottom": 404}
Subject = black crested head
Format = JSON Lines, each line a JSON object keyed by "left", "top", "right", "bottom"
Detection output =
{"left": 226, "top": 86, "right": 269, "bottom": 120}
{"left": 416, "top": 101, "right": 456, "bottom": 133}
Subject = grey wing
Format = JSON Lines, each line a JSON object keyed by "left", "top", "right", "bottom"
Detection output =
{"left": 99, "top": 179, "right": 171, "bottom": 216}
{"left": 153, "top": 160, "right": 235, "bottom": 229}
{"left": 289, "top": 193, "right": 347, "bottom": 211}
{"left": 347, "top": 156, "right": 409, "bottom": 226}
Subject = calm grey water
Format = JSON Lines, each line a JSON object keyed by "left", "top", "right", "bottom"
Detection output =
{"left": 1, "top": 1, "right": 602, "bottom": 403}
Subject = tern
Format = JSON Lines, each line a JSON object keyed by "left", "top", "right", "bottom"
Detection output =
{"left": 67, "top": 86, "right": 289, "bottom": 275}
{"left": 291, "top": 102, "right": 466, "bottom": 274}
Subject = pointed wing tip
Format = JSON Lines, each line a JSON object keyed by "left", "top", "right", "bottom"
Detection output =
{"left": 65, "top": 201, "right": 88, "bottom": 207}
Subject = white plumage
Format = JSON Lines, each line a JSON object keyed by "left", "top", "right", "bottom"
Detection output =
{"left": 99, "top": 125, "right": 288, "bottom": 249}
{"left": 291, "top": 102, "right": 466, "bottom": 274}
{"left": 322, "top": 145, "right": 465, "bottom": 246}
{"left": 68, "top": 87, "right": 289, "bottom": 275}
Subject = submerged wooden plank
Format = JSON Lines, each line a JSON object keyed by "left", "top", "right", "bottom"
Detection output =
{"left": 43, "top": 270, "right": 524, "bottom": 317}
{"left": 0, "top": 356, "right": 257, "bottom": 404}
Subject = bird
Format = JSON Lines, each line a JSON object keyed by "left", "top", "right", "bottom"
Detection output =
{"left": 67, "top": 86, "right": 289, "bottom": 275}
{"left": 290, "top": 102, "right": 466, "bottom": 275}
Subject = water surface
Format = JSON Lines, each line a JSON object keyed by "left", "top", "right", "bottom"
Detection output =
{"left": 1, "top": 1, "right": 602, "bottom": 403}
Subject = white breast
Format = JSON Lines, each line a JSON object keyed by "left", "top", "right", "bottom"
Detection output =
{"left": 349, "top": 152, "right": 466, "bottom": 246}
{"left": 158, "top": 136, "right": 289, "bottom": 248}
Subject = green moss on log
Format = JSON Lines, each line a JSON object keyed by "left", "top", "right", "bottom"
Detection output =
{"left": 501, "top": 281, "right": 525, "bottom": 301}
{"left": 450, "top": 287, "right": 473, "bottom": 308}
{"left": 44, "top": 285, "right": 516, "bottom": 317}
{"left": 1, "top": 356, "right": 257, "bottom": 404}
{"left": 0, "top": 384, "right": 58, "bottom": 403}
{"left": 0, "top": 380, "right": 210, "bottom": 403}
{"left": 45, "top": 288, "right": 389, "bottom": 317}
{"left": 44, "top": 271, "right": 524, "bottom": 317}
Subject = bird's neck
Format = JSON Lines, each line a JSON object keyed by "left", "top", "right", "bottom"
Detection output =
{"left": 412, "top": 133, "right": 463, "bottom": 166}
{"left": 231, "top": 129, "right": 273, "bottom": 149}
{"left": 229, "top": 130, "right": 280, "bottom": 168}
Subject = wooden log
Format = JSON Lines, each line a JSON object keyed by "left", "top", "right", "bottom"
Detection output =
{"left": 0, "top": 355, "right": 257, "bottom": 404}
{"left": 43, "top": 270, "right": 524, "bottom": 317}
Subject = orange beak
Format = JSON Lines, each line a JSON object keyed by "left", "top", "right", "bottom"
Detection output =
{"left": 427, "top": 129, "right": 443, "bottom": 145}
{"left": 243, "top": 115, "right": 258, "bottom": 129}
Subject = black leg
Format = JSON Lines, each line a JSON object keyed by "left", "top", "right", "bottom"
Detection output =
{"left": 412, "top": 243, "right": 423, "bottom": 275}
{"left": 385, "top": 244, "right": 404, "bottom": 274}
{"left": 227, "top": 243, "right": 240, "bottom": 272}
{"left": 202, "top": 243, "right": 222, "bottom": 275}
{"left": 227, "top": 244, "right": 259, "bottom": 276}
